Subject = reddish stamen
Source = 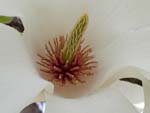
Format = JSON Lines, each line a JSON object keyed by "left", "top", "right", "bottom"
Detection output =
{"left": 38, "top": 36, "right": 97, "bottom": 85}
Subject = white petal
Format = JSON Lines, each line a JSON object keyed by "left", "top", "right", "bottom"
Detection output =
{"left": 91, "top": 15, "right": 150, "bottom": 111}
{"left": 93, "top": 29, "right": 150, "bottom": 90}
{"left": 100, "top": 66, "right": 150, "bottom": 113}
{"left": 24, "top": 0, "right": 150, "bottom": 107}
{"left": 24, "top": 0, "right": 123, "bottom": 54}
{"left": 0, "top": 25, "right": 53, "bottom": 113}
{"left": 113, "top": 80, "right": 144, "bottom": 104}
{"left": 95, "top": 30, "right": 150, "bottom": 109}
{"left": 45, "top": 87, "right": 138, "bottom": 113}
{"left": 0, "top": 1, "right": 54, "bottom": 113}
{"left": 32, "top": 84, "right": 54, "bottom": 103}
{"left": 44, "top": 66, "right": 150, "bottom": 113}
{"left": 143, "top": 79, "right": 150, "bottom": 113}
{"left": 45, "top": 66, "right": 150, "bottom": 113}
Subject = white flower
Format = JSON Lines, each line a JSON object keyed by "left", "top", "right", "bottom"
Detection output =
{"left": 0, "top": 0, "right": 150, "bottom": 113}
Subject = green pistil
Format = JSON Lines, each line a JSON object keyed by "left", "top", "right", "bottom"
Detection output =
{"left": 63, "top": 13, "right": 89, "bottom": 64}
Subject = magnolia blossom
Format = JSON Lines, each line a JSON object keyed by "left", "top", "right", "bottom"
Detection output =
{"left": 0, "top": 0, "right": 150, "bottom": 113}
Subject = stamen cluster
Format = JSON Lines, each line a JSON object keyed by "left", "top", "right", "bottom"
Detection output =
{"left": 38, "top": 36, "right": 97, "bottom": 85}
{"left": 38, "top": 14, "right": 97, "bottom": 85}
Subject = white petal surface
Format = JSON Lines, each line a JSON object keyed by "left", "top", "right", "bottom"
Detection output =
{"left": 0, "top": 25, "right": 53, "bottom": 113}
{"left": 44, "top": 66, "right": 150, "bottom": 113}
{"left": 45, "top": 86, "right": 138, "bottom": 113}
{"left": 25, "top": 0, "right": 123, "bottom": 56}
{"left": 0, "top": 0, "right": 53, "bottom": 113}
{"left": 101, "top": 66, "right": 150, "bottom": 113}
{"left": 112, "top": 81, "right": 144, "bottom": 112}
{"left": 143, "top": 79, "right": 150, "bottom": 113}
{"left": 24, "top": 0, "right": 150, "bottom": 96}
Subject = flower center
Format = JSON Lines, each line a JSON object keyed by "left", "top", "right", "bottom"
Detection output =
{"left": 37, "top": 14, "right": 97, "bottom": 95}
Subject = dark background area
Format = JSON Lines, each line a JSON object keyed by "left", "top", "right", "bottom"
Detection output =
{"left": 20, "top": 103, "right": 42, "bottom": 113}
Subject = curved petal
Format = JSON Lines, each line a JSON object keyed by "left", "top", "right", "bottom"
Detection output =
{"left": 0, "top": 25, "right": 54, "bottom": 113}
{"left": 0, "top": 9, "right": 53, "bottom": 113}
{"left": 45, "top": 86, "right": 138, "bottom": 113}
{"left": 97, "top": 28, "right": 150, "bottom": 107}
{"left": 45, "top": 66, "right": 150, "bottom": 113}
{"left": 143, "top": 79, "right": 150, "bottom": 113}
{"left": 100, "top": 66, "right": 150, "bottom": 113}
{"left": 112, "top": 80, "right": 144, "bottom": 112}
{"left": 24, "top": 0, "right": 123, "bottom": 55}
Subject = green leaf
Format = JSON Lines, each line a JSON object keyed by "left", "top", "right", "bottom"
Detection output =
{"left": 0, "top": 16, "right": 13, "bottom": 24}
{"left": 0, "top": 16, "right": 24, "bottom": 33}
{"left": 5, "top": 17, "right": 25, "bottom": 33}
